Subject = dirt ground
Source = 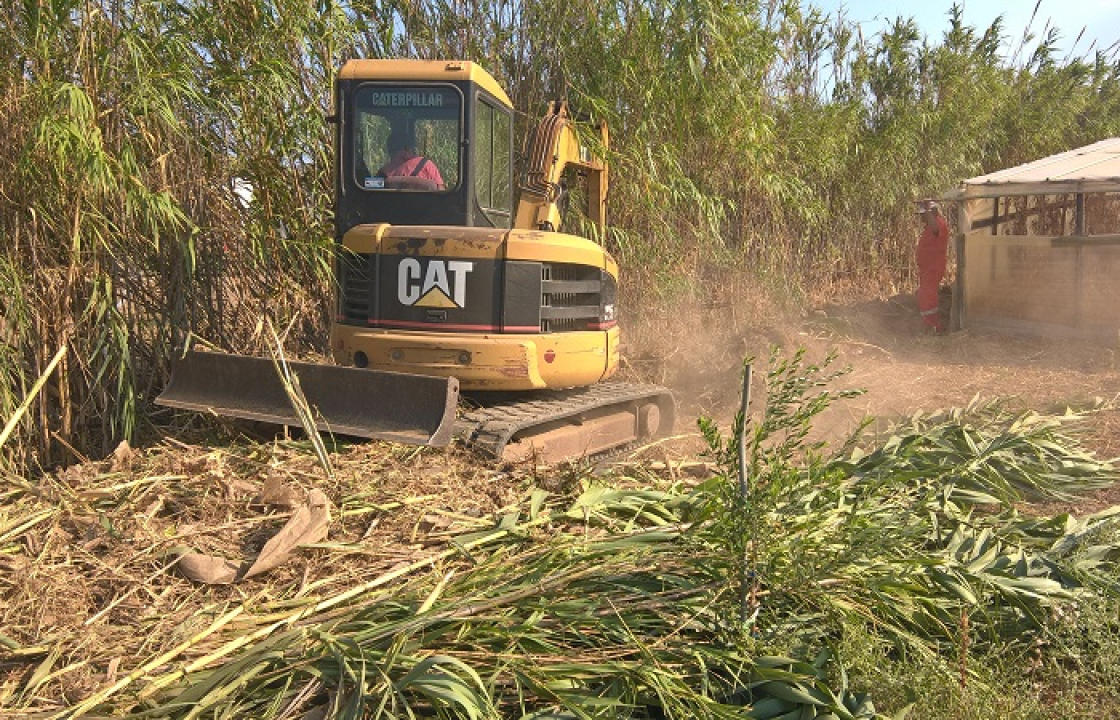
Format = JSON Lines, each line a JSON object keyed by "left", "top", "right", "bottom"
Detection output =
{"left": 628, "top": 289, "right": 1120, "bottom": 512}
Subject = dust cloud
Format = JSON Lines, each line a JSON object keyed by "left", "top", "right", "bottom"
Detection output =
{"left": 620, "top": 270, "right": 795, "bottom": 435}
{"left": 621, "top": 273, "right": 1120, "bottom": 458}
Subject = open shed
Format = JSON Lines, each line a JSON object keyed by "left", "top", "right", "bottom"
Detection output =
{"left": 947, "top": 138, "right": 1120, "bottom": 338}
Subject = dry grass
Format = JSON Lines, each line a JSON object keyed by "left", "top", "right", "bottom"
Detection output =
{"left": 0, "top": 435, "right": 540, "bottom": 709}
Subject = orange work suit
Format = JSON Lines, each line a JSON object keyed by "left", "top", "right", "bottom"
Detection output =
{"left": 916, "top": 214, "right": 949, "bottom": 331}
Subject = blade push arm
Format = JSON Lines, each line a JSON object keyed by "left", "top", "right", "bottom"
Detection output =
{"left": 514, "top": 101, "right": 609, "bottom": 237}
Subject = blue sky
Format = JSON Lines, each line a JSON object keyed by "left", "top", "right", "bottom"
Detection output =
{"left": 806, "top": 0, "right": 1120, "bottom": 59}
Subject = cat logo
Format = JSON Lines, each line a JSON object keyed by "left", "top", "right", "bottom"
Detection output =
{"left": 397, "top": 258, "right": 474, "bottom": 309}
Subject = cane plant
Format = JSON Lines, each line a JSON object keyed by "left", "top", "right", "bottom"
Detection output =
{"left": 17, "top": 351, "right": 1109, "bottom": 719}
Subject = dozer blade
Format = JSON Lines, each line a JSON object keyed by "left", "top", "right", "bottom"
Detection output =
{"left": 157, "top": 350, "right": 459, "bottom": 446}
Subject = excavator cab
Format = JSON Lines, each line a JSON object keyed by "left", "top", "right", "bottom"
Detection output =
{"left": 335, "top": 61, "right": 514, "bottom": 230}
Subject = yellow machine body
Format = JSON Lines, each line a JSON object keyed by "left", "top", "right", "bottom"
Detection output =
{"left": 329, "top": 59, "right": 619, "bottom": 394}
{"left": 330, "top": 225, "right": 621, "bottom": 390}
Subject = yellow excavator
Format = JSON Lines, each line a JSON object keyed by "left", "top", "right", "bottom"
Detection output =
{"left": 158, "top": 60, "right": 674, "bottom": 462}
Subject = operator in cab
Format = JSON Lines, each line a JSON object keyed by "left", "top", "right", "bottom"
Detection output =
{"left": 376, "top": 127, "right": 445, "bottom": 190}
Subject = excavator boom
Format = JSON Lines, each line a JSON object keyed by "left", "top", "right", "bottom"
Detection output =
{"left": 514, "top": 101, "right": 609, "bottom": 234}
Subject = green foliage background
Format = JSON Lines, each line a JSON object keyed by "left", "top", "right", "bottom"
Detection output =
{"left": 3, "top": 0, "right": 1120, "bottom": 467}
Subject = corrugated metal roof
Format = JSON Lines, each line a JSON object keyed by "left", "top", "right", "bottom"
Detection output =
{"left": 956, "top": 138, "right": 1120, "bottom": 197}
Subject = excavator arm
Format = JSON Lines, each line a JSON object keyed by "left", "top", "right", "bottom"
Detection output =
{"left": 513, "top": 101, "right": 609, "bottom": 237}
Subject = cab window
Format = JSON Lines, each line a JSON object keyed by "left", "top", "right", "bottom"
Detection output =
{"left": 474, "top": 98, "right": 512, "bottom": 224}
{"left": 353, "top": 85, "right": 461, "bottom": 192}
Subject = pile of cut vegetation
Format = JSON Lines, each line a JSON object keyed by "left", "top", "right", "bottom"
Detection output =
{"left": 2, "top": 353, "right": 1119, "bottom": 719}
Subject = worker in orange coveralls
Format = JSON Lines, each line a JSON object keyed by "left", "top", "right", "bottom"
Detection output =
{"left": 915, "top": 198, "right": 949, "bottom": 333}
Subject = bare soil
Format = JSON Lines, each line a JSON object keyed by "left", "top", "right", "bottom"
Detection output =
{"left": 811, "top": 294, "right": 1120, "bottom": 515}
{"left": 626, "top": 287, "right": 1120, "bottom": 511}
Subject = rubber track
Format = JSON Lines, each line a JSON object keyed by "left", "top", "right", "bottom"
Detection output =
{"left": 454, "top": 382, "right": 674, "bottom": 460}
